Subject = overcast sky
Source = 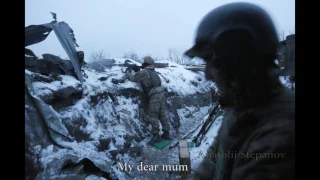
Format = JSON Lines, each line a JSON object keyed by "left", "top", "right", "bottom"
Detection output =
{"left": 25, "top": 0, "right": 295, "bottom": 61}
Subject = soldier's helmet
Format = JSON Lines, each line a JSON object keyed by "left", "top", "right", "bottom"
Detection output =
{"left": 143, "top": 56, "right": 155, "bottom": 65}
{"left": 185, "top": 2, "right": 279, "bottom": 62}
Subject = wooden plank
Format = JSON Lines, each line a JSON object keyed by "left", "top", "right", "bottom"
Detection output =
{"left": 154, "top": 63, "right": 169, "bottom": 68}
{"left": 179, "top": 140, "right": 191, "bottom": 179}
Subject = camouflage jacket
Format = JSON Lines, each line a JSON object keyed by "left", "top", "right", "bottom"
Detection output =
{"left": 193, "top": 86, "right": 295, "bottom": 180}
{"left": 127, "top": 65, "right": 165, "bottom": 97}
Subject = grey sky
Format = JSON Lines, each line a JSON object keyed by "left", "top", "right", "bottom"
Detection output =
{"left": 25, "top": 0, "right": 295, "bottom": 61}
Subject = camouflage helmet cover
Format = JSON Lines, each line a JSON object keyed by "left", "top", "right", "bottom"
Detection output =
{"left": 185, "top": 2, "right": 279, "bottom": 58}
{"left": 143, "top": 56, "right": 155, "bottom": 65}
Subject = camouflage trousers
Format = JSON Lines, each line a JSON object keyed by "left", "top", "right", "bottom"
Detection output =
{"left": 147, "top": 92, "right": 170, "bottom": 134}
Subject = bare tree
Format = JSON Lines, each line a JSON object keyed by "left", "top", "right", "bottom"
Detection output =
{"left": 152, "top": 56, "right": 164, "bottom": 62}
{"left": 288, "top": 29, "right": 295, "bottom": 35}
{"left": 90, "top": 50, "right": 109, "bottom": 62}
{"left": 167, "top": 48, "right": 187, "bottom": 65}
{"left": 123, "top": 51, "right": 139, "bottom": 61}
{"left": 278, "top": 29, "right": 295, "bottom": 41}
{"left": 278, "top": 29, "right": 286, "bottom": 41}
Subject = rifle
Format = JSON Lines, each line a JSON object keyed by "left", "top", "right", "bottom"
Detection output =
{"left": 117, "top": 60, "right": 142, "bottom": 73}
{"left": 111, "top": 60, "right": 172, "bottom": 83}
{"left": 193, "top": 104, "right": 220, "bottom": 147}
{"left": 157, "top": 72, "right": 170, "bottom": 83}
{"left": 168, "top": 104, "right": 220, "bottom": 149}
{"left": 111, "top": 60, "right": 169, "bottom": 73}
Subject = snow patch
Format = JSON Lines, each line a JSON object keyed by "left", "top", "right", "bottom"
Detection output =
{"left": 32, "top": 74, "right": 81, "bottom": 97}
{"left": 25, "top": 69, "right": 33, "bottom": 75}
{"left": 190, "top": 57, "right": 206, "bottom": 65}
{"left": 86, "top": 175, "right": 107, "bottom": 180}
{"left": 84, "top": 59, "right": 215, "bottom": 96}
{"left": 279, "top": 76, "right": 287, "bottom": 84}
{"left": 154, "top": 61, "right": 215, "bottom": 95}
{"left": 40, "top": 141, "right": 113, "bottom": 168}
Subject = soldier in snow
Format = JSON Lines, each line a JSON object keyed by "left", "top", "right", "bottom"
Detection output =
{"left": 126, "top": 56, "right": 171, "bottom": 145}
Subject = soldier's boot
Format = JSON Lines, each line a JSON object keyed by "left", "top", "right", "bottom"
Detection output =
{"left": 148, "top": 133, "right": 161, "bottom": 145}
{"left": 161, "top": 131, "right": 172, "bottom": 140}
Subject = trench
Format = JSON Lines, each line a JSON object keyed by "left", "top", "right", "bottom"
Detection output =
{"left": 113, "top": 90, "right": 217, "bottom": 179}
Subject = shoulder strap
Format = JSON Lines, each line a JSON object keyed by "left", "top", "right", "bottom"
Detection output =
{"left": 145, "top": 69, "right": 161, "bottom": 87}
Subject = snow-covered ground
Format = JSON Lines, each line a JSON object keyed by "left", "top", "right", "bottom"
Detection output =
{"left": 29, "top": 58, "right": 217, "bottom": 179}
{"left": 29, "top": 58, "right": 294, "bottom": 179}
